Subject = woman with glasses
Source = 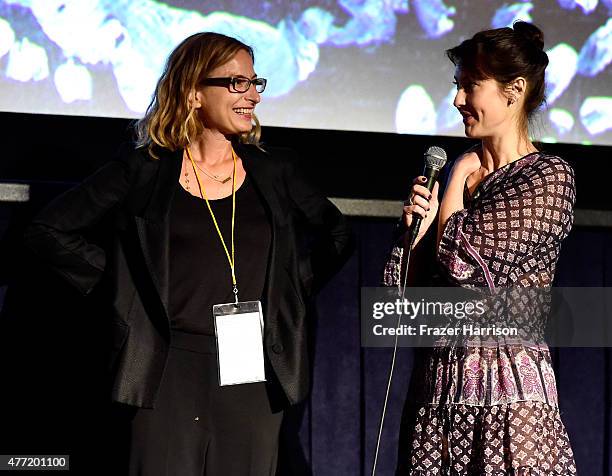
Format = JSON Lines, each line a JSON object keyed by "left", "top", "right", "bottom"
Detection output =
{"left": 25, "top": 32, "right": 353, "bottom": 475}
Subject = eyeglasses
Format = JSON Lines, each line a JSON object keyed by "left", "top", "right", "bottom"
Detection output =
{"left": 201, "top": 76, "right": 267, "bottom": 93}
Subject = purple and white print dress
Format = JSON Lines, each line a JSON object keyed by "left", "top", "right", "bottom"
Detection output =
{"left": 385, "top": 153, "right": 577, "bottom": 475}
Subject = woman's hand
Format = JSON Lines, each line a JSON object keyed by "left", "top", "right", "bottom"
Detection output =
{"left": 402, "top": 177, "right": 440, "bottom": 248}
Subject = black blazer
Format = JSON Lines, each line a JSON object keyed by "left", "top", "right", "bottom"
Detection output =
{"left": 24, "top": 143, "right": 353, "bottom": 408}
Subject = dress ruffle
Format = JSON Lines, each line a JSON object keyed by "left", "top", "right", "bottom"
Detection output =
{"left": 406, "top": 400, "right": 576, "bottom": 475}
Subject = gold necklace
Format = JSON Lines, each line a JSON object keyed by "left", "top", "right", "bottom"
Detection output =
{"left": 183, "top": 150, "right": 233, "bottom": 184}
{"left": 192, "top": 160, "right": 232, "bottom": 184}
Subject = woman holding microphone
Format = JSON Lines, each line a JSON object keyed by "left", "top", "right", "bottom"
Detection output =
{"left": 386, "top": 22, "right": 576, "bottom": 474}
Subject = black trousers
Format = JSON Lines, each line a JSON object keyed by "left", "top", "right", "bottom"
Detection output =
{"left": 125, "top": 331, "right": 283, "bottom": 476}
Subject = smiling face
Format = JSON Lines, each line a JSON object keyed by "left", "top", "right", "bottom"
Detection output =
{"left": 193, "top": 49, "right": 261, "bottom": 136}
{"left": 453, "top": 65, "right": 515, "bottom": 140}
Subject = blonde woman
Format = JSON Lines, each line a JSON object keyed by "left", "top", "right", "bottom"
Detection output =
{"left": 25, "top": 32, "right": 352, "bottom": 475}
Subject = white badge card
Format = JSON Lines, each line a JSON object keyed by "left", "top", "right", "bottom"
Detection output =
{"left": 213, "top": 300, "right": 266, "bottom": 386}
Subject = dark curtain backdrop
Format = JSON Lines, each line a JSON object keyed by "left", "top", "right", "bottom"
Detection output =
{"left": 279, "top": 221, "right": 611, "bottom": 476}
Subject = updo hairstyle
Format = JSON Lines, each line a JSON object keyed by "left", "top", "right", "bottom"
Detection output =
{"left": 446, "top": 21, "right": 549, "bottom": 132}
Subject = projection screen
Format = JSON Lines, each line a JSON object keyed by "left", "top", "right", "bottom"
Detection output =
{"left": 0, "top": 0, "right": 610, "bottom": 145}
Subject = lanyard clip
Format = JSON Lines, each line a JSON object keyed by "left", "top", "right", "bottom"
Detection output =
{"left": 233, "top": 285, "right": 239, "bottom": 305}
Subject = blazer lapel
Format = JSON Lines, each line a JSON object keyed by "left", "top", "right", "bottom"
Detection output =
{"left": 134, "top": 148, "right": 182, "bottom": 325}
{"left": 238, "top": 145, "right": 283, "bottom": 327}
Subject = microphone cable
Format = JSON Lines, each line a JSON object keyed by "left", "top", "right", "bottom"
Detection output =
{"left": 370, "top": 145, "right": 446, "bottom": 475}
{"left": 371, "top": 242, "right": 413, "bottom": 476}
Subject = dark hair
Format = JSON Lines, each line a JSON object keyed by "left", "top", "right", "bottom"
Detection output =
{"left": 446, "top": 21, "right": 549, "bottom": 130}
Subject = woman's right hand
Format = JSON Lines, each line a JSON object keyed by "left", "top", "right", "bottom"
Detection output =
{"left": 402, "top": 176, "right": 439, "bottom": 247}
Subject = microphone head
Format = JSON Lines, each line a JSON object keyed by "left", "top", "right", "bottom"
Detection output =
{"left": 425, "top": 146, "right": 447, "bottom": 170}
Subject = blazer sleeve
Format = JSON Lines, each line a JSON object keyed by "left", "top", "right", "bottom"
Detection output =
{"left": 23, "top": 146, "right": 142, "bottom": 295}
{"left": 282, "top": 154, "right": 355, "bottom": 293}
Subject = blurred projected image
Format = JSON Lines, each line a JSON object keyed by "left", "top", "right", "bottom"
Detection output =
{"left": 0, "top": 0, "right": 610, "bottom": 145}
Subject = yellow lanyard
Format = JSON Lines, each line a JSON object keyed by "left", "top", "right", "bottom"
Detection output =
{"left": 185, "top": 146, "right": 239, "bottom": 303}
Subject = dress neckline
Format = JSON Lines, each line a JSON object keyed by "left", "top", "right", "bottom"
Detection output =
{"left": 464, "top": 151, "right": 540, "bottom": 201}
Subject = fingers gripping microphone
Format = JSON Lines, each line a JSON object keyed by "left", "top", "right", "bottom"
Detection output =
{"left": 408, "top": 146, "right": 448, "bottom": 247}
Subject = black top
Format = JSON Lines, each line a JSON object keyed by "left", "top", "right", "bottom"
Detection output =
{"left": 24, "top": 143, "right": 353, "bottom": 407}
{"left": 169, "top": 175, "right": 272, "bottom": 335}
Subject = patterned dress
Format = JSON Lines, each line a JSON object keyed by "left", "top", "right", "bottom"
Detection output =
{"left": 384, "top": 153, "right": 577, "bottom": 475}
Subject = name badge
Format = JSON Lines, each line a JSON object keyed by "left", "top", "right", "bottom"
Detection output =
{"left": 213, "top": 300, "right": 266, "bottom": 386}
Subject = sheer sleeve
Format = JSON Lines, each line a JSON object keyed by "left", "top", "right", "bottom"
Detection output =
{"left": 383, "top": 243, "right": 404, "bottom": 287}
{"left": 383, "top": 212, "right": 410, "bottom": 287}
{"left": 437, "top": 155, "right": 575, "bottom": 288}
{"left": 383, "top": 162, "right": 453, "bottom": 288}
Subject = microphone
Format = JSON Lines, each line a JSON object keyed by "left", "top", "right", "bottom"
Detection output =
{"left": 408, "top": 146, "right": 447, "bottom": 247}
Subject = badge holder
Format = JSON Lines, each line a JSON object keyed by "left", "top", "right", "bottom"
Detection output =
{"left": 213, "top": 300, "right": 266, "bottom": 386}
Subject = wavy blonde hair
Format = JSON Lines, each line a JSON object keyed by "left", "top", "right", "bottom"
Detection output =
{"left": 135, "top": 32, "right": 261, "bottom": 158}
